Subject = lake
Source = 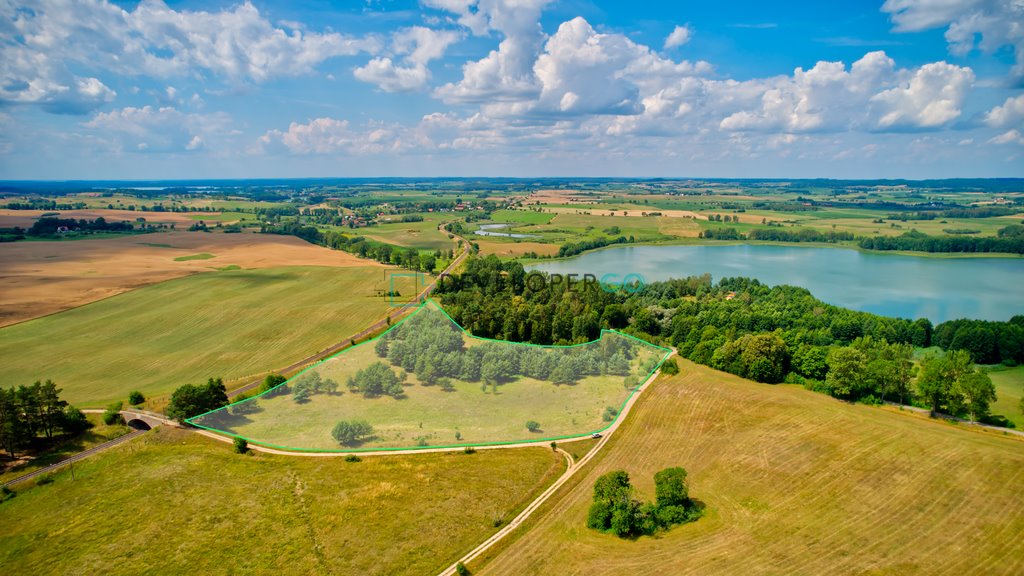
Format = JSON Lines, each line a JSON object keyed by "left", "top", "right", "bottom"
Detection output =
{"left": 528, "top": 244, "right": 1024, "bottom": 323}
{"left": 474, "top": 223, "right": 537, "bottom": 238}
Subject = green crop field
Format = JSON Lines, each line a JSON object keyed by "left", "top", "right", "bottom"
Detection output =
{"left": 0, "top": 266, "right": 394, "bottom": 407}
{"left": 989, "top": 365, "right": 1024, "bottom": 429}
{"left": 0, "top": 428, "right": 564, "bottom": 576}
{"left": 472, "top": 360, "right": 1024, "bottom": 575}
{"left": 192, "top": 302, "right": 669, "bottom": 450}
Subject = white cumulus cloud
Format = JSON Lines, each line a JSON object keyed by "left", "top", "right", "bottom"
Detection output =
{"left": 354, "top": 26, "right": 461, "bottom": 92}
{"left": 664, "top": 25, "right": 693, "bottom": 49}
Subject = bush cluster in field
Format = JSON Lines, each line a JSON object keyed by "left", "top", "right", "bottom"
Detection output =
{"left": 587, "top": 467, "right": 703, "bottom": 538}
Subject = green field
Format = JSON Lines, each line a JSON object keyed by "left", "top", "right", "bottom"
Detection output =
{"left": 989, "top": 365, "right": 1024, "bottom": 428}
{"left": 472, "top": 360, "right": 1024, "bottom": 575}
{"left": 358, "top": 213, "right": 458, "bottom": 251}
{"left": 173, "top": 252, "right": 215, "bottom": 261}
{"left": 0, "top": 266, "right": 393, "bottom": 407}
{"left": 193, "top": 302, "right": 669, "bottom": 450}
{"left": 0, "top": 428, "right": 564, "bottom": 575}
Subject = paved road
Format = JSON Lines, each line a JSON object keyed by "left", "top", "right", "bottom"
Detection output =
{"left": 228, "top": 224, "right": 470, "bottom": 398}
{"left": 1, "top": 429, "right": 145, "bottom": 488}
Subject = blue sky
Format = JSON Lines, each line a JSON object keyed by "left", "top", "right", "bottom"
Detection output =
{"left": 1, "top": 0, "right": 1023, "bottom": 179}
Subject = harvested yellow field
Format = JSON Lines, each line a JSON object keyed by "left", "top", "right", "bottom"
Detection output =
{"left": 475, "top": 360, "right": 1024, "bottom": 576}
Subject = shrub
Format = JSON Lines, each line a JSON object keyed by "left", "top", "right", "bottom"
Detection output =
{"left": 233, "top": 437, "right": 249, "bottom": 454}
{"left": 525, "top": 420, "right": 540, "bottom": 432}
{"left": 602, "top": 406, "right": 619, "bottom": 422}
{"left": 102, "top": 401, "right": 124, "bottom": 425}
{"left": 344, "top": 455, "right": 362, "bottom": 462}
{"left": 332, "top": 420, "right": 373, "bottom": 445}
{"left": 455, "top": 562, "right": 470, "bottom": 576}
{"left": 128, "top": 391, "right": 145, "bottom": 406}
{"left": 60, "top": 405, "right": 93, "bottom": 435}
{"left": 463, "top": 447, "right": 476, "bottom": 454}
{"left": 661, "top": 358, "right": 680, "bottom": 375}
{"left": 259, "top": 373, "right": 288, "bottom": 395}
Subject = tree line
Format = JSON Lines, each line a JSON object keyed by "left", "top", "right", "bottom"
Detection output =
{"left": 858, "top": 226, "right": 1024, "bottom": 254}
{"left": 0, "top": 381, "right": 91, "bottom": 458}
{"left": 260, "top": 220, "right": 441, "bottom": 272}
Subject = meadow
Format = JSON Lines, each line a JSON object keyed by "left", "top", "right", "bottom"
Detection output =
{"left": 357, "top": 212, "right": 459, "bottom": 251}
{"left": 193, "top": 303, "right": 669, "bottom": 450}
{"left": 0, "top": 428, "right": 564, "bottom": 576}
{"left": 474, "top": 185, "right": 1024, "bottom": 258}
{"left": 0, "top": 266, "right": 394, "bottom": 407}
{"left": 472, "top": 360, "right": 1024, "bottom": 575}
{"left": 989, "top": 365, "right": 1024, "bottom": 428}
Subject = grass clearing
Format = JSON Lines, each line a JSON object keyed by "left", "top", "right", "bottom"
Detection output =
{"left": 173, "top": 252, "right": 215, "bottom": 261}
{"left": 989, "top": 365, "right": 1024, "bottom": 429}
{"left": 474, "top": 359, "right": 1024, "bottom": 576}
{"left": 0, "top": 428, "right": 564, "bottom": 576}
{"left": 0, "top": 266, "right": 394, "bottom": 407}
{"left": 193, "top": 301, "right": 669, "bottom": 450}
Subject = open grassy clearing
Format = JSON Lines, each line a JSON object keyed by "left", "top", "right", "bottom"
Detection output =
{"left": 0, "top": 428, "right": 564, "bottom": 576}
{"left": 0, "top": 414, "right": 130, "bottom": 484}
{"left": 989, "top": 365, "right": 1024, "bottom": 429}
{"left": 194, "top": 302, "right": 668, "bottom": 450}
{"left": 0, "top": 230, "right": 378, "bottom": 326}
{"left": 358, "top": 213, "right": 457, "bottom": 251}
{"left": 474, "top": 359, "right": 1024, "bottom": 576}
{"left": 0, "top": 266, "right": 394, "bottom": 407}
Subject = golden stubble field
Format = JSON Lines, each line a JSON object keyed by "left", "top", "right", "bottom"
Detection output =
{"left": 474, "top": 360, "right": 1024, "bottom": 576}
{"left": 0, "top": 231, "right": 380, "bottom": 326}
{"left": 0, "top": 208, "right": 213, "bottom": 227}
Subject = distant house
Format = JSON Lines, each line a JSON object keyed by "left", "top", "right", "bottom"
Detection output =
{"left": 725, "top": 291, "right": 736, "bottom": 300}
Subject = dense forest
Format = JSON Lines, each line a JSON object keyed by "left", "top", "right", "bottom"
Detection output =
{"left": 435, "top": 256, "right": 1021, "bottom": 422}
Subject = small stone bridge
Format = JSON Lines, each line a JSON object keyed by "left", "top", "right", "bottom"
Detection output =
{"left": 119, "top": 409, "right": 174, "bottom": 430}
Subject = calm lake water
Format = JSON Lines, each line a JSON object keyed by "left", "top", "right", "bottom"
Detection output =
{"left": 474, "top": 223, "right": 537, "bottom": 238}
{"left": 528, "top": 244, "right": 1024, "bottom": 323}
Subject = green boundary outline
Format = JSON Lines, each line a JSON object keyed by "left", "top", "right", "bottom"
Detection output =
{"left": 387, "top": 272, "right": 426, "bottom": 308}
{"left": 186, "top": 297, "right": 673, "bottom": 453}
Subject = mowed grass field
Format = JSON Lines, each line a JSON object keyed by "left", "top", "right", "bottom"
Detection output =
{"left": 989, "top": 365, "right": 1024, "bottom": 429}
{"left": 0, "top": 266, "right": 394, "bottom": 407}
{"left": 0, "top": 428, "right": 564, "bottom": 576}
{"left": 473, "top": 359, "right": 1024, "bottom": 575}
{"left": 359, "top": 212, "right": 457, "bottom": 251}
{"left": 197, "top": 304, "right": 667, "bottom": 450}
